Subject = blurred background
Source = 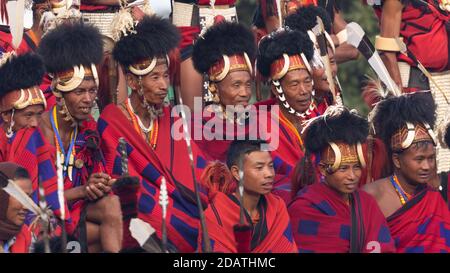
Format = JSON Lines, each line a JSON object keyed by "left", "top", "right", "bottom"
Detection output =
{"left": 236, "top": 0, "right": 380, "bottom": 116}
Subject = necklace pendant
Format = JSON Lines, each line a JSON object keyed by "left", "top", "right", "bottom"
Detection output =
{"left": 75, "top": 159, "right": 84, "bottom": 169}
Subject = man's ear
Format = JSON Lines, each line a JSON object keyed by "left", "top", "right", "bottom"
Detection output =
{"left": 126, "top": 73, "right": 138, "bottom": 91}
{"left": 392, "top": 153, "right": 401, "bottom": 170}
{"left": 230, "top": 165, "right": 240, "bottom": 182}
{"left": 318, "top": 164, "right": 328, "bottom": 177}
{"left": 1, "top": 112, "right": 10, "bottom": 123}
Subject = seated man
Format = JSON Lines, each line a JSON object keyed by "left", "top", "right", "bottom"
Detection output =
{"left": 100, "top": 15, "right": 208, "bottom": 252}
{"left": 0, "top": 162, "right": 33, "bottom": 253}
{"left": 200, "top": 140, "right": 297, "bottom": 253}
{"left": 37, "top": 21, "right": 122, "bottom": 252}
{"left": 288, "top": 106, "right": 396, "bottom": 253}
{"left": 191, "top": 21, "right": 257, "bottom": 162}
{"left": 255, "top": 28, "right": 316, "bottom": 203}
{"left": 364, "top": 92, "right": 450, "bottom": 253}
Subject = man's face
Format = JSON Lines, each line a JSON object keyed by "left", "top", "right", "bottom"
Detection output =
{"left": 312, "top": 47, "right": 337, "bottom": 95}
{"left": 6, "top": 178, "right": 32, "bottom": 227}
{"left": 241, "top": 151, "right": 275, "bottom": 196}
{"left": 215, "top": 70, "right": 252, "bottom": 107}
{"left": 1, "top": 104, "right": 45, "bottom": 131}
{"left": 276, "top": 69, "right": 314, "bottom": 113}
{"left": 128, "top": 63, "right": 170, "bottom": 106}
{"left": 320, "top": 162, "right": 362, "bottom": 196}
{"left": 394, "top": 142, "right": 436, "bottom": 185}
{"left": 62, "top": 78, "right": 97, "bottom": 122}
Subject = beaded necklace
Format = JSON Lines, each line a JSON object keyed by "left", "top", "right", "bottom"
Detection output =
{"left": 50, "top": 106, "right": 78, "bottom": 181}
{"left": 124, "top": 98, "right": 158, "bottom": 149}
{"left": 390, "top": 174, "right": 413, "bottom": 205}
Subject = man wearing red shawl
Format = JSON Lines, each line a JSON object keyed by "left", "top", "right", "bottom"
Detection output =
{"left": 37, "top": 21, "right": 123, "bottom": 253}
{"left": 173, "top": 0, "right": 238, "bottom": 110}
{"left": 284, "top": 5, "right": 340, "bottom": 113}
{"left": 364, "top": 92, "right": 450, "bottom": 253}
{"left": 288, "top": 106, "right": 396, "bottom": 253}
{"left": 0, "top": 163, "right": 33, "bottom": 253}
{"left": 368, "top": 0, "right": 450, "bottom": 174}
{"left": 255, "top": 28, "right": 317, "bottom": 203}
{"left": 191, "top": 21, "right": 258, "bottom": 163}
{"left": 0, "top": 52, "right": 73, "bottom": 243}
{"left": 99, "top": 15, "right": 208, "bottom": 252}
{"left": 200, "top": 140, "right": 297, "bottom": 253}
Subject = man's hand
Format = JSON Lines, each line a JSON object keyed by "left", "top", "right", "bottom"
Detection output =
{"left": 85, "top": 173, "right": 114, "bottom": 201}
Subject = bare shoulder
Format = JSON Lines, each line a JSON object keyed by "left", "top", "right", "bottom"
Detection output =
{"left": 362, "top": 178, "right": 390, "bottom": 200}
{"left": 38, "top": 112, "right": 54, "bottom": 143}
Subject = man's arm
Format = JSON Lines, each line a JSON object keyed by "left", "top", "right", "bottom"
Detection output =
{"left": 379, "top": 0, "right": 404, "bottom": 89}
{"left": 332, "top": 8, "right": 360, "bottom": 63}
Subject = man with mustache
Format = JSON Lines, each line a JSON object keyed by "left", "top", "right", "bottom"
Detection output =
{"left": 255, "top": 27, "right": 316, "bottom": 203}
{"left": 99, "top": 15, "right": 208, "bottom": 252}
{"left": 191, "top": 21, "right": 257, "bottom": 162}
{"left": 288, "top": 106, "right": 396, "bottom": 253}
{"left": 285, "top": 5, "right": 390, "bottom": 186}
{"left": 364, "top": 92, "right": 450, "bottom": 253}
{"left": 37, "top": 21, "right": 123, "bottom": 253}
{"left": 199, "top": 140, "right": 297, "bottom": 253}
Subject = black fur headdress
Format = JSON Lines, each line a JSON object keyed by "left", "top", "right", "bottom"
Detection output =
{"left": 113, "top": 15, "right": 180, "bottom": 68}
{"left": 285, "top": 5, "right": 333, "bottom": 33}
{"left": 37, "top": 21, "right": 103, "bottom": 74}
{"left": 256, "top": 28, "right": 314, "bottom": 78}
{"left": 371, "top": 92, "right": 436, "bottom": 149}
{"left": 192, "top": 21, "right": 256, "bottom": 74}
{"left": 0, "top": 53, "right": 45, "bottom": 96}
{"left": 304, "top": 106, "right": 369, "bottom": 154}
{"left": 445, "top": 124, "right": 450, "bottom": 148}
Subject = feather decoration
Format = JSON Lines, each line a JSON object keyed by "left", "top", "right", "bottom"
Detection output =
{"left": 158, "top": 177, "right": 169, "bottom": 252}
{"left": 2, "top": 179, "right": 41, "bottom": 215}
{"left": 7, "top": 0, "right": 25, "bottom": 50}
{"left": 129, "top": 218, "right": 177, "bottom": 253}
{"left": 346, "top": 22, "right": 401, "bottom": 97}
{"left": 311, "top": 16, "right": 338, "bottom": 104}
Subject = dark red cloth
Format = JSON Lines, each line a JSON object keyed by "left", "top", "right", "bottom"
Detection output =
{"left": 9, "top": 225, "right": 31, "bottom": 253}
{"left": 0, "top": 127, "right": 75, "bottom": 233}
{"left": 200, "top": 192, "right": 297, "bottom": 253}
{"left": 373, "top": 0, "right": 450, "bottom": 71}
{"left": 359, "top": 137, "right": 390, "bottom": 186}
{"left": 255, "top": 99, "right": 321, "bottom": 204}
{"left": 98, "top": 104, "right": 208, "bottom": 252}
{"left": 0, "top": 28, "right": 35, "bottom": 55}
{"left": 8, "top": 225, "right": 32, "bottom": 253}
{"left": 191, "top": 105, "right": 263, "bottom": 163}
{"left": 387, "top": 186, "right": 450, "bottom": 253}
{"left": 288, "top": 182, "right": 396, "bottom": 253}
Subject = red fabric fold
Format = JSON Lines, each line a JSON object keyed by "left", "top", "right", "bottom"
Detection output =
{"left": 200, "top": 192, "right": 297, "bottom": 253}
{"left": 288, "top": 182, "right": 396, "bottom": 253}
{"left": 387, "top": 187, "right": 450, "bottom": 253}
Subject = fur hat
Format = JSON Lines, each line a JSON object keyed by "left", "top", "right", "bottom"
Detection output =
{"left": 256, "top": 28, "right": 314, "bottom": 78}
{"left": 192, "top": 21, "right": 256, "bottom": 74}
{"left": 0, "top": 53, "right": 45, "bottom": 96}
{"left": 113, "top": 15, "right": 180, "bottom": 69}
{"left": 37, "top": 21, "right": 103, "bottom": 74}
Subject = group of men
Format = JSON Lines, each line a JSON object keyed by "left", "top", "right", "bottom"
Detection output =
{"left": 0, "top": 0, "right": 450, "bottom": 253}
